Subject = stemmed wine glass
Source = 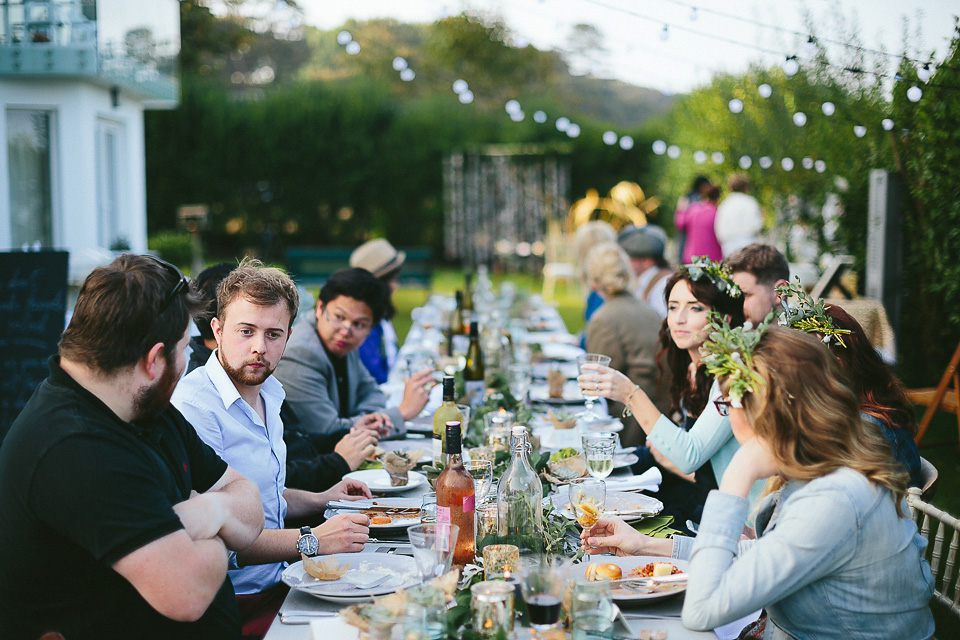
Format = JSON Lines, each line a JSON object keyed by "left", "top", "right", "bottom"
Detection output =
{"left": 465, "top": 459, "right": 493, "bottom": 503}
{"left": 581, "top": 432, "right": 619, "bottom": 480}
{"left": 576, "top": 353, "right": 611, "bottom": 424}
{"left": 569, "top": 477, "right": 606, "bottom": 539}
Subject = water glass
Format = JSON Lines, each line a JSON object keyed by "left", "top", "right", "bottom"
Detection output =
{"left": 485, "top": 426, "right": 511, "bottom": 452}
{"left": 465, "top": 459, "right": 493, "bottom": 503}
{"left": 420, "top": 492, "right": 437, "bottom": 524}
{"left": 576, "top": 353, "right": 612, "bottom": 423}
{"left": 475, "top": 501, "right": 499, "bottom": 551}
{"left": 581, "top": 431, "right": 619, "bottom": 480}
{"left": 507, "top": 362, "right": 531, "bottom": 402}
{"left": 569, "top": 477, "right": 606, "bottom": 535}
{"left": 483, "top": 409, "right": 515, "bottom": 433}
{"left": 408, "top": 523, "right": 459, "bottom": 582}
{"left": 408, "top": 585, "right": 446, "bottom": 640}
{"left": 572, "top": 578, "right": 615, "bottom": 640}
{"left": 456, "top": 405, "right": 471, "bottom": 431}
{"left": 368, "top": 603, "right": 427, "bottom": 640}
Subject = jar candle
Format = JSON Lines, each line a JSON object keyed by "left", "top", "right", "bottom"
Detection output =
{"left": 471, "top": 580, "right": 515, "bottom": 638}
{"left": 482, "top": 544, "right": 519, "bottom": 580}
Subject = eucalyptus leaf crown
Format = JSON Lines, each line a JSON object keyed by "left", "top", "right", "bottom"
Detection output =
{"left": 700, "top": 311, "right": 770, "bottom": 407}
{"left": 774, "top": 278, "right": 851, "bottom": 348}
{"left": 683, "top": 256, "right": 742, "bottom": 298}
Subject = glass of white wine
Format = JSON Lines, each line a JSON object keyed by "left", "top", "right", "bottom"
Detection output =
{"left": 576, "top": 353, "right": 611, "bottom": 424}
{"left": 465, "top": 459, "right": 493, "bottom": 503}
{"left": 581, "top": 431, "right": 618, "bottom": 480}
{"left": 569, "top": 477, "right": 606, "bottom": 537}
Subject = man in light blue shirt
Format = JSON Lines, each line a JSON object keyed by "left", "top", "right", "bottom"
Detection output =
{"left": 173, "top": 261, "right": 371, "bottom": 637}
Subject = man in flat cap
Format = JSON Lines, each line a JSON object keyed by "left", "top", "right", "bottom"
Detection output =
{"left": 617, "top": 225, "right": 673, "bottom": 318}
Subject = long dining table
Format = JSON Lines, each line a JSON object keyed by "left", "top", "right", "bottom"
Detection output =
{"left": 262, "top": 293, "right": 730, "bottom": 640}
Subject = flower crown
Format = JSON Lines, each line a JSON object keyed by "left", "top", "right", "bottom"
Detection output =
{"left": 774, "top": 279, "right": 851, "bottom": 348}
{"left": 683, "top": 256, "right": 742, "bottom": 298}
{"left": 700, "top": 312, "right": 769, "bottom": 407}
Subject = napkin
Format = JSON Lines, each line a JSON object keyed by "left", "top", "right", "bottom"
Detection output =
{"left": 602, "top": 467, "right": 662, "bottom": 493}
{"left": 632, "top": 515, "right": 682, "bottom": 538}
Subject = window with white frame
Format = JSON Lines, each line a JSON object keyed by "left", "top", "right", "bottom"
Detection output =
{"left": 6, "top": 108, "right": 54, "bottom": 249}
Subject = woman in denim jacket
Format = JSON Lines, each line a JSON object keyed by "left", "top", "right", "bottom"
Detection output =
{"left": 584, "top": 327, "right": 934, "bottom": 639}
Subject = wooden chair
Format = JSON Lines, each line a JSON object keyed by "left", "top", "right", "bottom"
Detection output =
{"left": 907, "top": 487, "right": 960, "bottom": 620}
{"left": 908, "top": 340, "right": 960, "bottom": 444}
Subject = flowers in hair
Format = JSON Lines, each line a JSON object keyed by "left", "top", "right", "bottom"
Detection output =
{"left": 683, "top": 256, "right": 742, "bottom": 297}
{"left": 700, "top": 312, "right": 769, "bottom": 406}
{"left": 774, "top": 279, "right": 851, "bottom": 348}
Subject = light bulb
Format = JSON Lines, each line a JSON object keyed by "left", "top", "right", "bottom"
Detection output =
{"left": 882, "top": 118, "right": 894, "bottom": 131}
{"left": 759, "top": 156, "right": 772, "bottom": 169}
{"left": 533, "top": 110, "right": 547, "bottom": 123}
{"left": 821, "top": 102, "right": 835, "bottom": 116}
{"left": 667, "top": 145, "right": 681, "bottom": 159}
{"left": 458, "top": 90, "right": 474, "bottom": 104}
{"left": 814, "top": 160, "right": 826, "bottom": 173}
{"left": 793, "top": 112, "right": 807, "bottom": 127}
{"left": 853, "top": 125, "right": 866, "bottom": 138}
{"left": 781, "top": 157, "right": 794, "bottom": 171}
{"left": 505, "top": 99, "right": 521, "bottom": 114}
{"left": 337, "top": 30, "right": 352, "bottom": 45}
{"left": 652, "top": 140, "right": 667, "bottom": 155}
{"left": 783, "top": 58, "right": 799, "bottom": 76}
{"left": 728, "top": 98, "right": 743, "bottom": 114}
{"left": 804, "top": 37, "right": 817, "bottom": 58}
{"left": 917, "top": 64, "right": 932, "bottom": 83}
{"left": 393, "top": 57, "right": 408, "bottom": 71}
{"left": 739, "top": 155, "right": 752, "bottom": 169}
{"left": 567, "top": 123, "right": 581, "bottom": 138}
{"left": 619, "top": 135, "right": 634, "bottom": 150}
{"left": 660, "top": 25, "right": 669, "bottom": 41}
{"left": 555, "top": 117, "right": 570, "bottom": 132}
{"left": 907, "top": 86, "right": 922, "bottom": 102}
{"left": 758, "top": 83, "right": 772, "bottom": 98}
{"left": 511, "top": 111, "right": 525, "bottom": 122}
{"left": 452, "top": 79, "right": 468, "bottom": 94}
{"left": 400, "top": 68, "right": 415, "bottom": 81}
{"left": 345, "top": 41, "right": 361, "bottom": 55}
{"left": 802, "top": 157, "right": 814, "bottom": 169}
{"left": 603, "top": 131, "right": 618, "bottom": 145}
{"left": 711, "top": 151, "right": 724, "bottom": 164}
{"left": 693, "top": 150, "right": 707, "bottom": 164}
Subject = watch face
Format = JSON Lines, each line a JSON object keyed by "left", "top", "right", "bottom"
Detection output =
{"left": 297, "top": 533, "right": 319, "bottom": 556}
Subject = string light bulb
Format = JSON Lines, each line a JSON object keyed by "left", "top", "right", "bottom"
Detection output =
{"left": 603, "top": 131, "right": 618, "bottom": 145}
{"left": 882, "top": 118, "right": 894, "bottom": 131}
{"left": 459, "top": 90, "right": 474, "bottom": 104}
{"left": 567, "top": 123, "right": 581, "bottom": 137}
{"left": 533, "top": 110, "right": 548, "bottom": 123}
{"left": 337, "top": 30, "right": 352, "bottom": 45}
{"left": 821, "top": 102, "right": 835, "bottom": 116}
{"left": 793, "top": 112, "right": 807, "bottom": 126}
{"left": 802, "top": 157, "right": 814, "bottom": 169}
{"left": 505, "top": 99, "right": 521, "bottom": 114}
{"left": 814, "top": 160, "right": 827, "bottom": 173}
{"left": 739, "top": 156, "right": 752, "bottom": 169}
{"left": 667, "top": 145, "right": 681, "bottom": 159}
{"left": 619, "top": 135, "right": 633, "bottom": 149}
{"left": 783, "top": 56, "right": 799, "bottom": 76}
{"left": 555, "top": 117, "right": 570, "bottom": 132}
{"left": 728, "top": 98, "right": 743, "bottom": 113}
{"left": 759, "top": 156, "right": 773, "bottom": 169}
{"left": 758, "top": 83, "right": 772, "bottom": 98}
{"left": 804, "top": 36, "right": 817, "bottom": 58}
{"left": 711, "top": 151, "right": 724, "bottom": 164}
{"left": 393, "top": 57, "right": 408, "bottom": 71}
{"left": 907, "top": 86, "right": 922, "bottom": 102}
{"left": 452, "top": 79, "right": 468, "bottom": 94}
{"left": 917, "top": 64, "right": 932, "bottom": 83}
{"left": 652, "top": 140, "right": 667, "bottom": 154}
{"left": 781, "top": 157, "right": 794, "bottom": 171}
{"left": 693, "top": 150, "right": 707, "bottom": 164}
{"left": 853, "top": 125, "right": 867, "bottom": 138}
{"left": 345, "top": 41, "right": 361, "bottom": 55}
{"left": 400, "top": 68, "right": 415, "bottom": 81}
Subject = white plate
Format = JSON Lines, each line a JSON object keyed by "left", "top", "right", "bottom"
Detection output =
{"left": 324, "top": 508, "right": 420, "bottom": 529}
{"left": 532, "top": 361, "right": 580, "bottom": 380}
{"left": 549, "top": 491, "right": 663, "bottom": 523}
{"left": 529, "top": 381, "right": 586, "bottom": 405}
{"left": 571, "top": 556, "right": 688, "bottom": 603}
{"left": 282, "top": 554, "right": 420, "bottom": 603}
{"left": 614, "top": 453, "right": 639, "bottom": 468}
{"left": 344, "top": 469, "right": 429, "bottom": 493}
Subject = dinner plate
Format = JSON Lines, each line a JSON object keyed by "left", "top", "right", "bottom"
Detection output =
{"left": 531, "top": 361, "right": 580, "bottom": 380}
{"left": 282, "top": 553, "right": 420, "bottom": 603}
{"left": 323, "top": 497, "right": 422, "bottom": 530}
{"left": 570, "top": 556, "right": 688, "bottom": 603}
{"left": 614, "top": 452, "right": 639, "bottom": 468}
{"left": 324, "top": 508, "right": 420, "bottom": 529}
{"left": 344, "top": 469, "right": 429, "bottom": 493}
{"left": 529, "top": 381, "right": 586, "bottom": 405}
{"left": 549, "top": 491, "right": 663, "bottom": 523}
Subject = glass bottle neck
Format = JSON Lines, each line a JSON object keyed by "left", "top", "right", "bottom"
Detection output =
{"left": 445, "top": 452, "right": 463, "bottom": 467}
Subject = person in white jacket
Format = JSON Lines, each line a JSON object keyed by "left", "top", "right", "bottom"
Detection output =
{"left": 714, "top": 174, "right": 763, "bottom": 257}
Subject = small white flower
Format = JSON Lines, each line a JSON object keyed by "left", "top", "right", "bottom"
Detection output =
{"left": 822, "top": 335, "right": 831, "bottom": 343}
{"left": 731, "top": 352, "right": 743, "bottom": 363}
{"left": 743, "top": 321, "right": 754, "bottom": 331}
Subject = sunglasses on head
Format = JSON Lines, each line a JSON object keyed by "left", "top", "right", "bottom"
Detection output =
{"left": 145, "top": 255, "right": 190, "bottom": 314}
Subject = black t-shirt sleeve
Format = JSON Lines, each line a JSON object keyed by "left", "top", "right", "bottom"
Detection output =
{"left": 29, "top": 435, "right": 186, "bottom": 567}
{"left": 168, "top": 407, "right": 229, "bottom": 493}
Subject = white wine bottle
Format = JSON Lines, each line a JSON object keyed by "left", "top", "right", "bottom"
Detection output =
{"left": 432, "top": 377, "right": 462, "bottom": 465}
{"left": 463, "top": 321, "right": 485, "bottom": 408}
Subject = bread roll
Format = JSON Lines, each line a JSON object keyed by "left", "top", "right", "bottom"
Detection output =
{"left": 584, "top": 563, "right": 622, "bottom": 581}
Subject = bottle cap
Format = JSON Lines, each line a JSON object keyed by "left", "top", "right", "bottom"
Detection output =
{"left": 512, "top": 425, "right": 526, "bottom": 435}
{"left": 445, "top": 421, "right": 462, "bottom": 453}
{"left": 442, "top": 376, "right": 455, "bottom": 396}
{"left": 470, "top": 321, "right": 479, "bottom": 336}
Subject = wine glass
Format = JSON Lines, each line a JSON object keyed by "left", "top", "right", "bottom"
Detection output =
{"left": 507, "top": 363, "right": 531, "bottom": 403}
{"left": 581, "top": 432, "right": 619, "bottom": 480}
{"left": 576, "top": 353, "right": 611, "bottom": 424}
{"left": 568, "top": 477, "right": 606, "bottom": 537}
{"left": 466, "top": 459, "right": 493, "bottom": 503}
{"left": 520, "top": 557, "right": 571, "bottom": 632}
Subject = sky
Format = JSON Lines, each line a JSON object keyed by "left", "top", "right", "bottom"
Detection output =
{"left": 294, "top": 0, "right": 959, "bottom": 94}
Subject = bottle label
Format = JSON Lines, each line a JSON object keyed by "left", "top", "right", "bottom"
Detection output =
{"left": 432, "top": 434, "right": 442, "bottom": 464}
{"left": 462, "top": 494, "right": 475, "bottom": 513}
{"left": 437, "top": 505, "right": 452, "bottom": 524}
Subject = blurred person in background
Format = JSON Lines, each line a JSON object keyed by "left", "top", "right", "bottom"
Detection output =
{"left": 715, "top": 174, "right": 763, "bottom": 258}
{"left": 676, "top": 185, "right": 723, "bottom": 263}
{"left": 674, "top": 175, "right": 713, "bottom": 263}
{"left": 350, "top": 238, "right": 406, "bottom": 384}
{"left": 618, "top": 224, "right": 673, "bottom": 318}
{"left": 572, "top": 220, "right": 618, "bottom": 347}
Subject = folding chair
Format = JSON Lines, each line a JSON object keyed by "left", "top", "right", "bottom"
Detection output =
{"left": 907, "top": 487, "right": 960, "bottom": 621}
{"left": 908, "top": 340, "right": 960, "bottom": 445}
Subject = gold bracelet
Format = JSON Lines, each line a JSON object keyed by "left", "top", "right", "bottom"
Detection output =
{"left": 621, "top": 385, "right": 641, "bottom": 418}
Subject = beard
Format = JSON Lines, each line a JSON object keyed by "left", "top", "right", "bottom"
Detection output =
{"left": 131, "top": 355, "right": 181, "bottom": 423}
{"left": 219, "top": 352, "right": 276, "bottom": 387}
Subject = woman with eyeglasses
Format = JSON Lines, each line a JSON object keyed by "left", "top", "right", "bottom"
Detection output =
{"left": 584, "top": 327, "right": 935, "bottom": 639}
{"left": 579, "top": 257, "right": 759, "bottom": 531}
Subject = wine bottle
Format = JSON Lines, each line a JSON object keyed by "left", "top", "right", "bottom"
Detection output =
{"left": 463, "top": 321, "right": 485, "bottom": 408}
{"left": 450, "top": 290, "right": 464, "bottom": 336}
{"left": 432, "top": 377, "right": 462, "bottom": 465}
{"left": 436, "top": 421, "right": 476, "bottom": 566}
{"left": 497, "top": 426, "right": 544, "bottom": 555}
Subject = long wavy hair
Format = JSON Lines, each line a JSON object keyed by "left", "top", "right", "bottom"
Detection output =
{"left": 823, "top": 304, "right": 917, "bottom": 437}
{"left": 657, "top": 270, "right": 746, "bottom": 417}
{"left": 732, "top": 328, "right": 908, "bottom": 509}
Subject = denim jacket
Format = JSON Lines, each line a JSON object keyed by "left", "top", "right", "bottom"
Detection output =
{"left": 682, "top": 469, "right": 934, "bottom": 639}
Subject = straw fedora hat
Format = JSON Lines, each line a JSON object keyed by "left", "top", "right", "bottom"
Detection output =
{"left": 350, "top": 238, "right": 406, "bottom": 279}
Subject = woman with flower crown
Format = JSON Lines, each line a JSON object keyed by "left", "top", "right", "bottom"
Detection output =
{"left": 583, "top": 326, "right": 935, "bottom": 639}
{"left": 579, "top": 256, "right": 764, "bottom": 530}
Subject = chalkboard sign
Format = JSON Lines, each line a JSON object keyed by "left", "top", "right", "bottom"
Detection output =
{"left": 0, "top": 251, "right": 69, "bottom": 441}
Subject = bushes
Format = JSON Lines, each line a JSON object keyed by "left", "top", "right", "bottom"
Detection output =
{"left": 147, "top": 231, "right": 193, "bottom": 269}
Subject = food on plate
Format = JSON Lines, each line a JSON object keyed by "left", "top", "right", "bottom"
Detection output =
{"left": 547, "top": 369, "right": 566, "bottom": 398}
{"left": 359, "top": 508, "right": 420, "bottom": 525}
{"left": 366, "top": 446, "right": 386, "bottom": 461}
{"left": 629, "top": 562, "right": 684, "bottom": 578}
{"left": 302, "top": 555, "right": 350, "bottom": 581}
{"left": 549, "top": 447, "right": 579, "bottom": 463}
{"left": 547, "top": 410, "right": 577, "bottom": 430}
{"left": 584, "top": 563, "right": 622, "bottom": 581}
{"left": 341, "top": 570, "right": 459, "bottom": 632}
{"left": 383, "top": 450, "right": 423, "bottom": 486}
{"left": 370, "top": 515, "right": 393, "bottom": 525}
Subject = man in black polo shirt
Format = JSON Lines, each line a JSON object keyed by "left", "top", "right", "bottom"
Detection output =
{"left": 0, "top": 254, "right": 264, "bottom": 640}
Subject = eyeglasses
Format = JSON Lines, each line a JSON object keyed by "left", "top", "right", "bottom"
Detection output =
{"left": 713, "top": 396, "right": 732, "bottom": 417}
{"left": 323, "top": 307, "right": 372, "bottom": 335}
{"left": 146, "top": 255, "right": 190, "bottom": 314}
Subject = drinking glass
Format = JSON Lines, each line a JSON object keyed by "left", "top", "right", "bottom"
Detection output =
{"left": 408, "top": 585, "right": 446, "bottom": 640}
{"left": 520, "top": 557, "right": 571, "bottom": 632}
{"left": 507, "top": 362, "right": 532, "bottom": 402}
{"left": 483, "top": 409, "right": 515, "bottom": 432}
{"left": 456, "top": 405, "right": 471, "bottom": 432}
{"left": 576, "top": 354, "right": 612, "bottom": 424}
{"left": 571, "top": 578, "right": 615, "bottom": 640}
{"left": 466, "top": 459, "right": 494, "bottom": 503}
{"left": 368, "top": 603, "right": 427, "bottom": 640}
{"left": 581, "top": 432, "right": 619, "bottom": 480}
{"left": 568, "top": 477, "right": 606, "bottom": 536}
{"left": 420, "top": 492, "right": 437, "bottom": 524}
{"left": 408, "top": 523, "right": 460, "bottom": 582}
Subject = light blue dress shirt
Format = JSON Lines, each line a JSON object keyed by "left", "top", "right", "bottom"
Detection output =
{"left": 682, "top": 469, "right": 935, "bottom": 639}
{"left": 172, "top": 351, "right": 288, "bottom": 595}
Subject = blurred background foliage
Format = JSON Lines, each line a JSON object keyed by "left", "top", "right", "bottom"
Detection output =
{"left": 146, "top": 1, "right": 960, "bottom": 385}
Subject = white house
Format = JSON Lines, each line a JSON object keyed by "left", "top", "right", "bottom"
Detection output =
{"left": 0, "top": 0, "right": 179, "bottom": 282}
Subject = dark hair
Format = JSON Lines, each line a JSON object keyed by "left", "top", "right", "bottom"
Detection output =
{"left": 59, "top": 254, "right": 204, "bottom": 374}
{"left": 378, "top": 266, "right": 402, "bottom": 320}
{"left": 217, "top": 259, "right": 300, "bottom": 330}
{"left": 706, "top": 186, "right": 721, "bottom": 202}
{"left": 657, "top": 270, "right": 746, "bottom": 417}
{"left": 319, "top": 267, "right": 387, "bottom": 324}
{"left": 824, "top": 304, "right": 918, "bottom": 437}
{"left": 194, "top": 262, "right": 236, "bottom": 341}
{"left": 724, "top": 243, "right": 789, "bottom": 285}
{"left": 690, "top": 175, "right": 711, "bottom": 194}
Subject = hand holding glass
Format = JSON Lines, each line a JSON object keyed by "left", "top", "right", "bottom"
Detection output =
{"left": 576, "top": 354, "right": 611, "bottom": 423}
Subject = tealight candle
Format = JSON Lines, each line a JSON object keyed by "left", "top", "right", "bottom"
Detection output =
{"left": 482, "top": 544, "right": 520, "bottom": 580}
{"left": 471, "top": 580, "right": 515, "bottom": 637}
